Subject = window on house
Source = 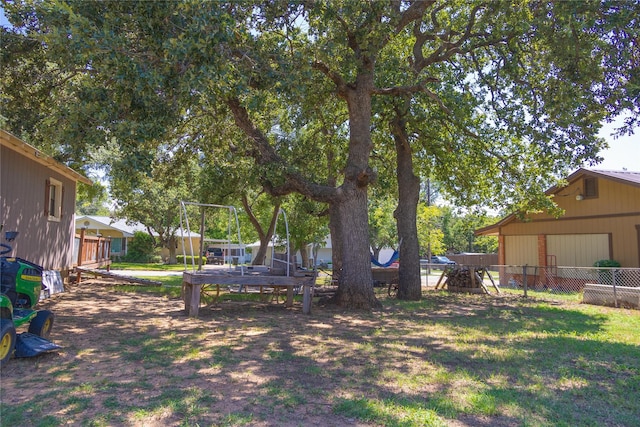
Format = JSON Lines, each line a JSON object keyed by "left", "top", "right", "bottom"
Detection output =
{"left": 45, "top": 178, "right": 63, "bottom": 221}
{"left": 583, "top": 177, "right": 598, "bottom": 199}
{"left": 111, "top": 238, "right": 122, "bottom": 254}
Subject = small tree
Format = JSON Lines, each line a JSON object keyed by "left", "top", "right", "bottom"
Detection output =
{"left": 369, "top": 195, "right": 398, "bottom": 261}
{"left": 76, "top": 181, "right": 110, "bottom": 216}
{"left": 125, "top": 231, "right": 156, "bottom": 263}
{"left": 416, "top": 204, "right": 444, "bottom": 257}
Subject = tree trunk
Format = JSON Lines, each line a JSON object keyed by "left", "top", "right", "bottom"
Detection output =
{"left": 252, "top": 235, "right": 269, "bottom": 265}
{"left": 298, "top": 243, "right": 310, "bottom": 269}
{"left": 241, "top": 193, "right": 281, "bottom": 266}
{"left": 328, "top": 202, "right": 343, "bottom": 284}
{"left": 167, "top": 235, "right": 178, "bottom": 265}
{"left": 392, "top": 113, "right": 422, "bottom": 300}
{"left": 227, "top": 78, "right": 380, "bottom": 308}
{"left": 331, "top": 74, "right": 380, "bottom": 309}
{"left": 332, "top": 185, "right": 380, "bottom": 308}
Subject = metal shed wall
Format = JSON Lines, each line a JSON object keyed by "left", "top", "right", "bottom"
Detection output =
{"left": 504, "top": 235, "right": 538, "bottom": 266}
{"left": 494, "top": 176, "right": 640, "bottom": 267}
{"left": 0, "top": 144, "right": 77, "bottom": 271}
{"left": 546, "top": 234, "right": 610, "bottom": 267}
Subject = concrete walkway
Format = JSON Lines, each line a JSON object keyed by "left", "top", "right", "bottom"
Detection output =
{"left": 106, "top": 269, "right": 184, "bottom": 277}
{"left": 106, "top": 264, "right": 234, "bottom": 277}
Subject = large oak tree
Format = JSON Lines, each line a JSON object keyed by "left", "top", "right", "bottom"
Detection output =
{"left": 2, "top": 1, "right": 638, "bottom": 309}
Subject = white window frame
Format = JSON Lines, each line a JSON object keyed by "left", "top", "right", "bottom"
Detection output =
{"left": 47, "top": 177, "right": 63, "bottom": 222}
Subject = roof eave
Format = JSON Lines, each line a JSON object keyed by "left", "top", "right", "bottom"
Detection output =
{"left": 1, "top": 129, "right": 92, "bottom": 185}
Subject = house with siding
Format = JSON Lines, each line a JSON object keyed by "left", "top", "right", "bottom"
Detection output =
{"left": 476, "top": 168, "right": 640, "bottom": 269}
{"left": 75, "top": 215, "right": 201, "bottom": 260}
{"left": 0, "top": 129, "right": 91, "bottom": 282}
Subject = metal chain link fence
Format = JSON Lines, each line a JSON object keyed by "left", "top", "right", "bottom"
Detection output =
{"left": 425, "top": 264, "right": 640, "bottom": 309}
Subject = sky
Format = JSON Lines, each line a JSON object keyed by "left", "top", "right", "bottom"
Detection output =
{"left": 1, "top": 9, "right": 639, "bottom": 172}
{"left": 593, "top": 119, "right": 639, "bottom": 171}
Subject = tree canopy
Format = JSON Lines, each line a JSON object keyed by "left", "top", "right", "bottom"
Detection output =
{"left": 2, "top": 1, "right": 638, "bottom": 309}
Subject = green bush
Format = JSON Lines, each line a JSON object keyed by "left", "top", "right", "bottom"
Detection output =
{"left": 594, "top": 259, "right": 621, "bottom": 286}
{"left": 124, "top": 231, "right": 157, "bottom": 263}
{"left": 593, "top": 259, "right": 621, "bottom": 268}
{"left": 176, "top": 255, "right": 207, "bottom": 265}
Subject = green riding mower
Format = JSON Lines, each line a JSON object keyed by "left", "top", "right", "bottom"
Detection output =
{"left": 0, "top": 229, "right": 60, "bottom": 367}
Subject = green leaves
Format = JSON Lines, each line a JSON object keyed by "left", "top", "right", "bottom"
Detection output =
{"left": 2, "top": 1, "right": 638, "bottom": 297}
{"left": 417, "top": 204, "right": 445, "bottom": 256}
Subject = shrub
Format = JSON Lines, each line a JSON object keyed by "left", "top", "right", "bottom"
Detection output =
{"left": 177, "top": 255, "right": 207, "bottom": 265}
{"left": 593, "top": 259, "right": 621, "bottom": 286}
{"left": 593, "top": 259, "right": 621, "bottom": 268}
{"left": 124, "top": 231, "right": 157, "bottom": 263}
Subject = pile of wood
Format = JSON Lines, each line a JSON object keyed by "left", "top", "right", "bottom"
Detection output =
{"left": 435, "top": 266, "right": 500, "bottom": 295}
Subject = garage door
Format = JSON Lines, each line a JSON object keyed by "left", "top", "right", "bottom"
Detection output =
{"left": 504, "top": 236, "right": 538, "bottom": 266}
{"left": 547, "top": 234, "right": 610, "bottom": 267}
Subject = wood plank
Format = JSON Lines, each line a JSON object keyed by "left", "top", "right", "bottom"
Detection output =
{"left": 186, "top": 283, "right": 202, "bottom": 317}
{"left": 484, "top": 269, "right": 501, "bottom": 294}
{"left": 182, "top": 270, "right": 317, "bottom": 316}
{"left": 435, "top": 269, "right": 447, "bottom": 289}
{"left": 76, "top": 260, "right": 112, "bottom": 270}
{"left": 475, "top": 271, "right": 490, "bottom": 294}
{"left": 303, "top": 285, "right": 313, "bottom": 314}
{"left": 183, "top": 271, "right": 311, "bottom": 286}
{"left": 76, "top": 267, "right": 161, "bottom": 286}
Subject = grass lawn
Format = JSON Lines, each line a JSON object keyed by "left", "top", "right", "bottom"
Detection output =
{"left": 1, "top": 277, "right": 638, "bottom": 426}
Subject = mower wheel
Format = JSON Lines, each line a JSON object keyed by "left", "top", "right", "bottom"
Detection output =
{"left": 28, "top": 310, "right": 54, "bottom": 338}
{"left": 0, "top": 319, "right": 16, "bottom": 367}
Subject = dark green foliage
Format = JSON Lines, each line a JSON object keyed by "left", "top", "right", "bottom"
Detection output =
{"left": 123, "top": 231, "right": 157, "bottom": 263}
{"left": 2, "top": 1, "right": 638, "bottom": 308}
{"left": 176, "top": 255, "right": 206, "bottom": 265}
{"left": 594, "top": 259, "right": 622, "bottom": 286}
{"left": 593, "top": 259, "right": 621, "bottom": 268}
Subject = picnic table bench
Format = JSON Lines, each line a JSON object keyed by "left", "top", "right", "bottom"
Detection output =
{"left": 182, "top": 268, "right": 316, "bottom": 317}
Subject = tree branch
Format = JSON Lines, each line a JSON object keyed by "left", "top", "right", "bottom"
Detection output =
{"left": 411, "top": 4, "right": 492, "bottom": 73}
{"left": 395, "top": 0, "right": 435, "bottom": 33}
{"left": 242, "top": 192, "right": 267, "bottom": 242}
{"left": 312, "top": 60, "right": 349, "bottom": 97}
{"left": 372, "top": 77, "right": 440, "bottom": 96}
{"left": 226, "top": 96, "right": 341, "bottom": 203}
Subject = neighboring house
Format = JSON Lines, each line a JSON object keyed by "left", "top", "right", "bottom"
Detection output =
{"left": 247, "top": 240, "right": 284, "bottom": 266}
{"left": 249, "top": 235, "right": 396, "bottom": 268}
{"left": 476, "top": 168, "right": 640, "bottom": 269}
{"left": 308, "top": 235, "right": 397, "bottom": 268}
{"left": 205, "top": 241, "right": 248, "bottom": 264}
{"left": 75, "top": 215, "right": 200, "bottom": 259}
{"left": 309, "top": 236, "right": 333, "bottom": 267}
{"left": 0, "top": 129, "right": 92, "bottom": 282}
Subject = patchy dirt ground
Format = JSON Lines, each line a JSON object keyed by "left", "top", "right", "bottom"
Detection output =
{"left": 2, "top": 281, "right": 392, "bottom": 426}
{"left": 0, "top": 280, "right": 570, "bottom": 427}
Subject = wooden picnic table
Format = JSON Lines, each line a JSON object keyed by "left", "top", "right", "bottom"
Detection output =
{"left": 182, "top": 269, "right": 315, "bottom": 317}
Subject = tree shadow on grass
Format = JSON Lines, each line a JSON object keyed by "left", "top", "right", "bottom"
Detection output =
{"left": 2, "top": 284, "right": 638, "bottom": 426}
